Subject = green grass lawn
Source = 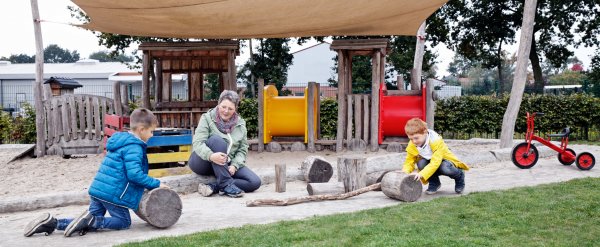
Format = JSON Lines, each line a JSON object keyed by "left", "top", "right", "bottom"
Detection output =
{"left": 122, "top": 178, "right": 600, "bottom": 247}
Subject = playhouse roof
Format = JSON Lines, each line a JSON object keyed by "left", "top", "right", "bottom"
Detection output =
{"left": 72, "top": 0, "right": 447, "bottom": 39}
{"left": 43, "top": 77, "right": 83, "bottom": 89}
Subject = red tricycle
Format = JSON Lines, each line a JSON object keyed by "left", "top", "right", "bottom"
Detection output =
{"left": 511, "top": 112, "right": 595, "bottom": 170}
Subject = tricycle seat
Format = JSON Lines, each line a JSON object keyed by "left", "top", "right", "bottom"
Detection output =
{"left": 547, "top": 127, "right": 570, "bottom": 138}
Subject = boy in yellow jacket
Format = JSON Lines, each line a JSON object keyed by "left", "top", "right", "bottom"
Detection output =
{"left": 402, "top": 118, "right": 469, "bottom": 194}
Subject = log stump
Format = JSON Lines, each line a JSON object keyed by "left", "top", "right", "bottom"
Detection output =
{"left": 135, "top": 188, "right": 182, "bottom": 228}
{"left": 337, "top": 156, "right": 367, "bottom": 192}
{"left": 267, "top": 142, "right": 282, "bottom": 153}
{"left": 275, "top": 164, "right": 286, "bottom": 192}
{"left": 366, "top": 170, "right": 393, "bottom": 191}
{"left": 301, "top": 156, "right": 333, "bottom": 183}
{"left": 290, "top": 142, "right": 306, "bottom": 152}
{"left": 347, "top": 138, "right": 367, "bottom": 151}
{"left": 381, "top": 171, "right": 422, "bottom": 202}
{"left": 306, "top": 182, "right": 345, "bottom": 195}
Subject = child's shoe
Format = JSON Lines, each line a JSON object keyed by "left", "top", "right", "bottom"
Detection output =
{"left": 64, "top": 210, "right": 95, "bottom": 237}
{"left": 455, "top": 171, "right": 465, "bottom": 194}
{"left": 221, "top": 183, "right": 244, "bottom": 198}
{"left": 198, "top": 182, "right": 218, "bottom": 197}
{"left": 24, "top": 213, "right": 57, "bottom": 237}
{"left": 425, "top": 183, "right": 441, "bottom": 195}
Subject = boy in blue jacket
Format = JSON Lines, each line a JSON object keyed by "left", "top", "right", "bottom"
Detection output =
{"left": 24, "top": 108, "right": 167, "bottom": 237}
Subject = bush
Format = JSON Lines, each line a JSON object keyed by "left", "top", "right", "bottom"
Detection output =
{"left": 319, "top": 98, "right": 338, "bottom": 138}
{"left": 0, "top": 103, "right": 37, "bottom": 144}
{"left": 238, "top": 98, "right": 259, "bottom": 138}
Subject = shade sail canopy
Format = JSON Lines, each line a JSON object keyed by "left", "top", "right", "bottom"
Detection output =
{"left": 72, "top": 0, "right": 447, "bottom": 39}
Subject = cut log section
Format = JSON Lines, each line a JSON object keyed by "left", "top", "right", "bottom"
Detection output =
{"left": 366, "top": 170, "right": 393, "bottom": 191}
{"left": 275, "top": 164, "right": 286, "bottom": 192}
{"left": 381, "top": 171, "right": 422, "bottom": 202}
{"left": 301, "top": 156, "right": 333, "bottom": 183}
{"left": 337, "top": 156, "right": 367, "bottom": 192}
{"left": 246, "top": 183, "right": 381, "bottom": 207}
{"left": 135, "top": 188, "right": 182, "bottom": 228}
{"left": 306, "top": 182, "right": 345, "bottom": 195}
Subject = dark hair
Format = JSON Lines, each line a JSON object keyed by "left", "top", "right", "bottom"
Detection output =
{"left": 218, "top": 90, "right": 240, "bottom": 107}
{"left": 130, "top": 108, "right": 158, "bottom": 130}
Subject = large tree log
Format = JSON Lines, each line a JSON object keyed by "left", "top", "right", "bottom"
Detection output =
{"left": 246, "top": 183, "right": 381, "bottom": 207}
{"left": 366, "top": 170, "right": 393, "bottom": 191}
{"left": 135, "top": 188, "right": 182, "bottom": 228}
{"left": 301, "top": 156, "right": 333, "bottom": 183}
{"left": 306, "top": 182, "right": 345, "bottom": 195}
{"left": 381, "top": 171, "right": 422, "bottom": 202}
{"left": 337, "top": 156, "right": 367, "bottom": 192}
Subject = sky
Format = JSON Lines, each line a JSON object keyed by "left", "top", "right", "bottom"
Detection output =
{"left": 0, "top": 0, "right": 597, "bottom": 77}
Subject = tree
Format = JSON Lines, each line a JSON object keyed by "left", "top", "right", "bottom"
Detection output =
{"left": 587, "top": 49, "right": 600, "bottom": 97}
{"left": 7, "top": 54, "right": 35, "bottom": 63}
{"left": 431, "top": 0, "right": 600, "bottom": 94}
{"left": 42, "top": 44, "right": 80, "bottom": 63}
{"left": 238, "top": 38, "right": 293, "bottom": 97}
{"left": 548, "top": 69, "right": 586, "bottom": 85}
{"left": 89, "top": 50, "right": 134, "bottom": 62}
{"left": 447, "top": 54, "right": 474, "bottom": 78}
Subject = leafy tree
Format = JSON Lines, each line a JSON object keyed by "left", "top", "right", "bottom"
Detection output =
{"left": 430, "top": 0, "right": 600, "bottom": 93}
{"left": 587, "top": 49, "right": 600, "bottom": 97}
{"left": 203, "top": 73, "right": 221, "bottom": 100}
{"left": 89, "top": 50, "right": 134, "bottom": 62}
{"left": 42, "top": 44, "right": 80, "bottom": 63}
{"left": 238, "top": 38, "right": 293, "bottom": 97}
{"left": 447, "top": 54, "right": 473, "bottom": 77}
{"left": 548, "top": 70, "right": 586, "bottom": 85}
{"left": 7, "top": 54, "right": 35, "bottom": 63}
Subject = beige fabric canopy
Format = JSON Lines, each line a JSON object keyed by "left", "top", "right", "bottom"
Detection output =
{"left": 72, "top": 0, "right": 447, "bottom": 39}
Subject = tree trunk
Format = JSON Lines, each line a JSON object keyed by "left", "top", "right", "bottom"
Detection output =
{"left": 249, "top": 39, "right": 256, "bottom": 97}
{"left": 381, "top": 171, "right": 423, "bottom": 202}
{"left": 497, "top": 42, "right": 504, "bottom": 95}
{"left": 30, "top": 0, "right": 45, "bottom": 157}
{"left": 499, "top": 0, "right": 538, "bottom": 148}
{"left": 135, "top": 188, "right": 182, "bottom": 228}
{"left": 411, "top": 22, "right": 427, "bottom": 90}
{"left": 529, "top": 36, "right": 544, "bottom": 94}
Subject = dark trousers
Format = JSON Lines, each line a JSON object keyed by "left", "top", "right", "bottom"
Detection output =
{"left": 188, "top": 135, "right": 261, "bottom": 192}
{"left": 57, "top": 197, "right": 131, "bottom": 231}
{"left": 417, "top": 159, "right": 463, "bottom": 187}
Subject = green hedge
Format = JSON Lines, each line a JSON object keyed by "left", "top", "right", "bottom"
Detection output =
{"left": 0, "top": 103, "right": 37, "bottom": 144}
{"left": 436, "top": 94, "right": 600, "bottom": 140}
{"left": 238, "top": 94, "right": 600, "bottom": 141}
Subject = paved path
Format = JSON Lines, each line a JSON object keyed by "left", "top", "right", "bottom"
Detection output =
{"left": 1, "top": 146, "right": 598, "bottom": 247}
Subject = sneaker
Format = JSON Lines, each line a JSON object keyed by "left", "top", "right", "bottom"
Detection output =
{"left": 221, "top": 183, "right": 244, "bottom": 198}
{"left": 455, "top": 171, "right": 465, "bottom": 194}
{"left": 198, "top": 182, "right": 218, "bottom": 197}
{"left": 425, "top": 183, "right": 441, "bottom": 195}
{"left": 24, "top": 213, "right": 57, "bottom": 237}
{"left": 64, "top": 210, "right": 95, "bottom": 237}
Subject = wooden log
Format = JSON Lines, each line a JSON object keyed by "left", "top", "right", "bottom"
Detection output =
{"left": 301, "top": 156, "right": 333, "bottom": 183}
{"left": 85, "top": 96, "right": 93, "bottom": 140}
{"left": 156, "top": 60, "right": 163, "bottom": 102}
{"left": 93, "top": 97, "right": 102, "bottom": 140}
{"left": 113, "top": 82, "right": 123, "bottom": 116}
{"left": 306, "top": 182, "right": 344, "bottom": 195}
{"left": 381, "top": 171, "right": 422, "bottom": 202}
{"left": 337, "top": 156, "right": 367, "bottom": 192}
{"left": 52, "top": 98, "right": 61, "bottom": 143}
{"left": 77, "top": 95, "right": 85, "bottom": 139}
{"left": 68, "top": 96, "right": 78, "bottom": 140}
{"left": 363, "top": 95, "right": 369, "bottom": 143}
{"left": 246, "top": 182, "right": 381, "bottom": 207}
{"left": 354, "top": 94, "right": 361, "bottom": 140}
{"left": 267, "top": 141, "right": 282, "bottom": 153}
{"left": 346, "top": 96, "right": 353, "bottom": 142}
{"left": 290, "top": 142, "right": 306, "bottom": 152}
{"left": 135, "top": 188, "right": 182, "bottom": 228}
{"left": 307, "top": 81, "right": 316, "bottom": 153}
{"left": 31, "top": 0, "right": 46, "bottom": 157}
{"left": 366, "top": 170, "right": 392, "bottom": 191}
{"left": 257, "top": 78, "right": 265, "bottom": 152}
{"left": 370, "top": 51, "right": 381, "bottom": 152}
{"left": 386, "top": 142, "right": 404, "bottom": 153}
{"left": 335, "top": 50, "right": 346, "bottom": 152}
{"left": 121, "top": 83, "right": 129, "bottom": 114}
{"left": 142, "top": 52, "right": 151, "bottom": 109}
{"left": 426, "top": 79, "right": 435, "bottom": 130}
{"left": 347, "top": 138, "right": 367, "bottom": 151}
{"left": 61, "top": 99, "right": 71, "bottom": 142}
{"left": 275, "top": 164, "right": 286, "bottom": 193}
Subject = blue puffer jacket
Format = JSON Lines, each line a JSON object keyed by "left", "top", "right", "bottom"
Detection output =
{"left": 89, "top": 132, "right": 160, "bottom": 210}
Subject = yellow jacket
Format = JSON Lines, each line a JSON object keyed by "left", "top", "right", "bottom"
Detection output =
{"left": 402, "top": 133, "right": 469, "bottom": 184}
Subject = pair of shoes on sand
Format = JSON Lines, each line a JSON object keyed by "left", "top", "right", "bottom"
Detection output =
{"left": 198, "top": 182, "right": 244, "bottom": 198}
{"left": 24, "top": 210, "right": 95, "bottom": 237}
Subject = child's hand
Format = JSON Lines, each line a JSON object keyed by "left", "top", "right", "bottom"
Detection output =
{"left": 412, "top": 173, "right": 422, "bottom": 181}
{"left": 159, "top": 183, "right": 170, "bottom": 189}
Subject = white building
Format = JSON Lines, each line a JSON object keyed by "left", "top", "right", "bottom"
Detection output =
{"left": 286, "top": 42, "right": 337, "bottom": 97}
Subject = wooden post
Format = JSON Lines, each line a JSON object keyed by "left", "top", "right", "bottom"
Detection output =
{"left": 337, "top": 156, "right": 367, "bottom": 192}
{"left": 142, "top": 52, "right": 151, "bottom": 109}
{"left": 362, "top": 94, "right": 369, "bottom": 143}
{"left": 257, "top": 78, "right": 265, "bottom": 152}
{"left": 135, "top": 188, "right": 182, "bottom": 228}
{"left": 121, "top": 83, "right": 129, "bottom": 114}
{"left": 354, "top": 94, "right": 361, "bottom": 140}
{"left": 426, "top": 79, "right": 435, "bottom": 129}
{"left": 381, "top": 171, "right": 423, "bottom": 202}
{"left": 346, "top": 96, "right": 353, "bottom": 142}
{"left": 156, "top": 60, "right": 163, "bottom": 103}
{"left": 229, "top": 49, "right": 237, "bottom": 90}
{"left": 346, "top": 53, "right": 353, "bottom": 94}
{"left": 370, "top": 51, "right": 380, "bottom": 152}
{"left": 31, "top": 0, "right": 45, "bottom": 157}
{"left": 500, "top": 0, "right": 538, "bottom": 148}
{"left": 113, "top": 82, "right": 123, "bottom": 116}
{"left": 316, "top": 83, "right": 321, "bottom": 139}
{"left": 307, "top": 182, "right": 345, "bottom": 195}
{"left": 335, "top": 50, "right": 347, "bottom": 152}
{"left": 412, "top": 22, "right": 426, "bottom": 90}
{"left": 307, "top": 81, "right": 316, "bottom": 153}
{"left": 275, "top": 164, "right": 286, "bottom": 193}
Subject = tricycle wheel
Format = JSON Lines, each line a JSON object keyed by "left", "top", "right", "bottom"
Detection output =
{"left": 575, "top": 152, "right": 595, "bottom": 170}
{"left": 511, "top": 142, "right": 539, "bottom": 169}
{"left": 558, "top": 148, "right": 576, "bottom": 166}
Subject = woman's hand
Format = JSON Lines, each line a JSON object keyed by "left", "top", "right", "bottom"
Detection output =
{"left": 210, "top": 152, "right": 228, "bottom": 165}
{"left": 228, "top": 166, "right": 237, "bottom": 176}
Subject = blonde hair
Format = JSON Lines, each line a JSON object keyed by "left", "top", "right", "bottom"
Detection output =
{"left": 405, "top": 118, "right": 428, "bottom": 135}
{"left": 130, "top": 108, "right": 158, "bottom": 130}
